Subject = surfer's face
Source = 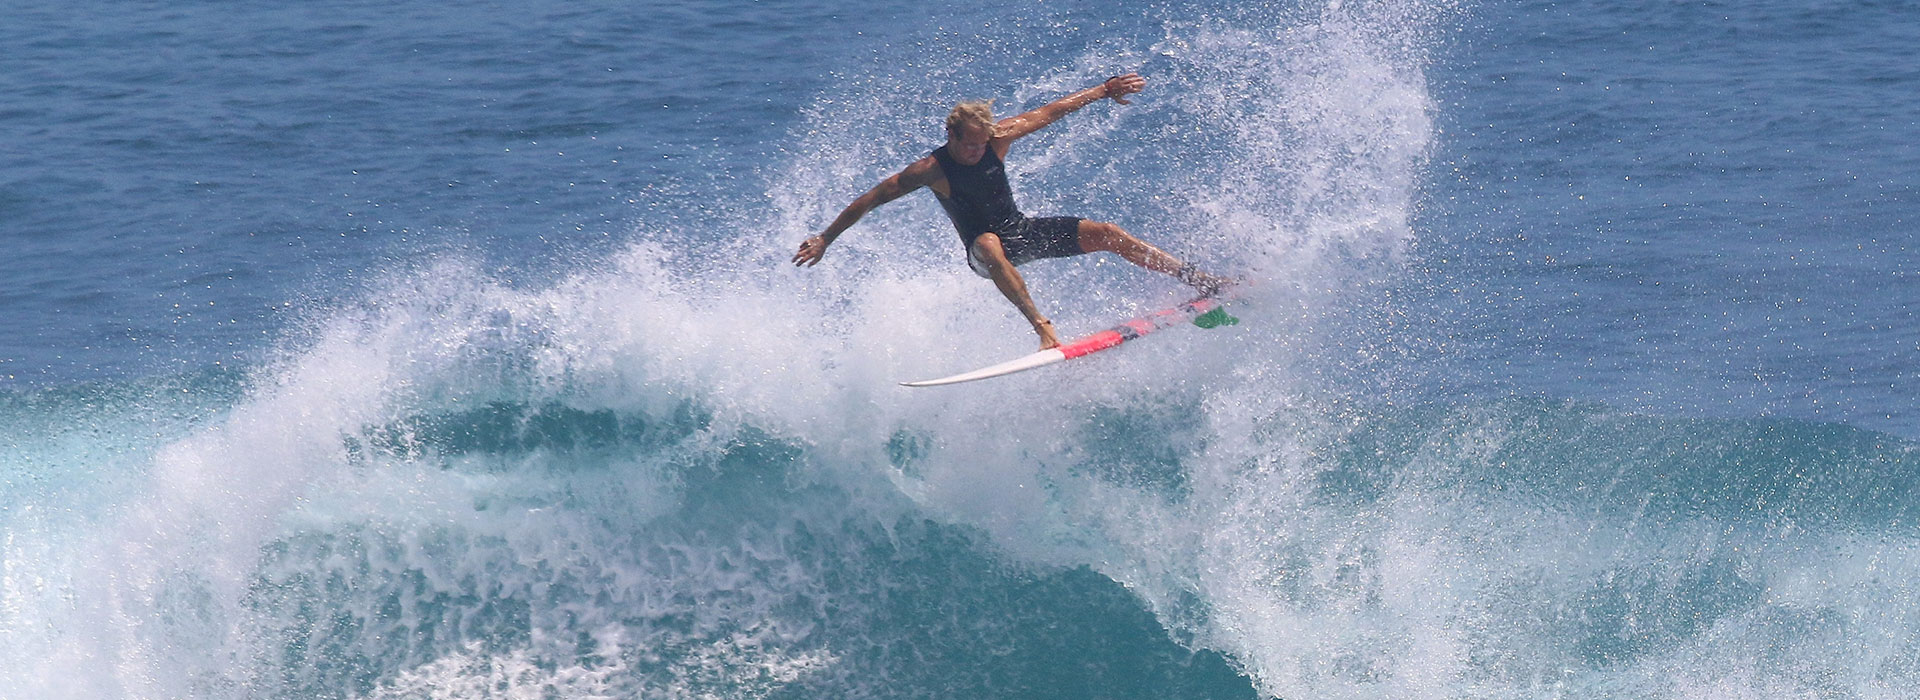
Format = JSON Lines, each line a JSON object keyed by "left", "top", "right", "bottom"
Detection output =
{"left": 947, "top": 123, "right": 991, "bottom": 165}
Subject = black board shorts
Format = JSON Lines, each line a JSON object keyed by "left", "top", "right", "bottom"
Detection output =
{"left": 966, "top": 216, "right": 1085, "bottom": 278}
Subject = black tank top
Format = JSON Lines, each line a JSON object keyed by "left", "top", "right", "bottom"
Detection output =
{"left": 930, "top": 145, "right": 1025, "bottom": 246}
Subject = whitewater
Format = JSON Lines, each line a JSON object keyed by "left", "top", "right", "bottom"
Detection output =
{"left": 3, "top": 0, "right": 1916, "bottom": 698}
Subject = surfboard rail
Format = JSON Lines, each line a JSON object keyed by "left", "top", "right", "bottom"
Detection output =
{"left": 900, "top": 295, "right": 1228, "bottom": 387}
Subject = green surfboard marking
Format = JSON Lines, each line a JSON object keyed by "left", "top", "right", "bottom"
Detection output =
{"left": 1192, "top": 305, "right": 1238, "bottom": 329}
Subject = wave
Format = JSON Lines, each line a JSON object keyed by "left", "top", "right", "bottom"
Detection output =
{"left": 8, "top": 2, "right": 1916, "bottom": 699}
{"left": 8, "top": 356, "right": 1916, "bottom": 699}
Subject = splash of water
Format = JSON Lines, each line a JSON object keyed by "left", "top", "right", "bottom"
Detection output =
{"left": 8, "top": 2, "right": 1916, "bottom": 699}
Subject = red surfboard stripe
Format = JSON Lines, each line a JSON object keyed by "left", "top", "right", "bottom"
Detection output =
{"left": 1057, "top": 296, "right": 1223, "bottom": 360}
{"left": 1060, "top": 330, "right": 1125, "bottom": 359}
{"left": 902, "top": 294, "right": 1233, "bottom": 386}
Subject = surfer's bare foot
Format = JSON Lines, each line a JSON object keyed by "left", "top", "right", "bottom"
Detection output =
{"left": 1190, "top": 271, "right": 1240, "bottom": 297}
{"left": 1034, "top": 318, "right": 1061, "bottom": 350}
{"left": 1174, "top": 263, "right": 1238, "bottom": 297}
{"left": 1198, "top": 274, "right": 1240, "bottom": 297}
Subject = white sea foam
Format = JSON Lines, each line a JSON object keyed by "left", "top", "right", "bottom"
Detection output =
{"left": 6, "top": 2, "right": 1916, "bottom": 699}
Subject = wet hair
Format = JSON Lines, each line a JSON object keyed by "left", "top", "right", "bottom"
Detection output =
{"left": 945, "top": 100, "right": 995, "bottom": 136}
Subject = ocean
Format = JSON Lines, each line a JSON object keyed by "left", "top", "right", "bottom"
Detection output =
{"left": 2, "top": 0, "right": 1915, "bottom": 698}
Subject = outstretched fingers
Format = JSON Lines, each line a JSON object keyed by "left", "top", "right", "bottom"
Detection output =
{"left": 1105, "top": 73, "right": 1146, "bottom": 104}
{"left": 792, "top": 237, "right": 826, "bottom": 266}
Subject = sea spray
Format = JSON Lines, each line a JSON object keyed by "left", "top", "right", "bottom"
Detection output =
{"left": 8, "top": 0, "right": 1917, "bottom": 698}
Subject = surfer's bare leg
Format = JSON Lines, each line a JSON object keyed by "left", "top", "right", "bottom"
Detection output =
{"left": 1076, "top": 220, "right": 1232, "bottom": 294}
{"left": 973, "top": 233, "right": 1062, "bottom": 350}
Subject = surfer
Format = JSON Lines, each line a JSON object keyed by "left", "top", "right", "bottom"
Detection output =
{"left": 791, "top": 73, "right": 1232, "bottom": 350}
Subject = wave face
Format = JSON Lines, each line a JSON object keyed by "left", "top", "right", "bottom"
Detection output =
{"left": 11, "top": 366, "right": 1917, "bottom": 699}
{"left": 5, "top": 1, "right": 1918, "bottom": 699}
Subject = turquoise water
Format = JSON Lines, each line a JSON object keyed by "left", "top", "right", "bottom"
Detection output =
{"left": 3, "top": 1, "right": 1916, "bottom": 698}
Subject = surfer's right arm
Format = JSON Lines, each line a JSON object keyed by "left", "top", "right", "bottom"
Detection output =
{"left": 793, "top": 158, "right": 941, "bottom": 267}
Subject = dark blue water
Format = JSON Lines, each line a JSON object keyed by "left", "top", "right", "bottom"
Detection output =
{"left": 1422, "top": 0, "right": 1919, "bottom": 435}
{"left": 4, "top": 1, "right": 1916, "bottom": 698}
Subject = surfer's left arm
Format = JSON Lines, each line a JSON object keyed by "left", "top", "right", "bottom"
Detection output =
{"left": 993, "top": 73, "right": 1145, "bottom": 143}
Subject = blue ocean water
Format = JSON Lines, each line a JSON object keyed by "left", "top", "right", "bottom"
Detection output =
{"left": 2, "top": 0, "right": 1915, "bottom": 698}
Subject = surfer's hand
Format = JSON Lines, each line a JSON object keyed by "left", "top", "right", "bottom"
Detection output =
{"left": 1103, "top": 73, "right": 1145, "bottom": 105}
{"left": 793, "top": 235, "right": 830, "bottom": 267}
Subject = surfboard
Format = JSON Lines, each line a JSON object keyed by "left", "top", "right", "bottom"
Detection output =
{"left": 900, "top": 294, "right": 1236, "bottom": 387}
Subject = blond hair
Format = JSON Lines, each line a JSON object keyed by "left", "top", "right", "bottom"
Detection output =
{"left": 945, "top": 100, "right": 995, "bottom": 135}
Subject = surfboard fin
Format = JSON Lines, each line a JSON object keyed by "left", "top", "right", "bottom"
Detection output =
{"left": 1192, "top": 306, "right": 1238, "bottom": 329}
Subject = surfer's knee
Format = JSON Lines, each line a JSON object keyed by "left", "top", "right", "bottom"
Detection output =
{"left": 968, "top": 233, "right": 1013, "bottom": 278}
{"left": 971, "top": 233, "right": 1010, "bottom": 267}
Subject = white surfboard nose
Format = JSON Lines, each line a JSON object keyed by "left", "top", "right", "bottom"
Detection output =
{"left": 899, "top": 348, "right": 1068, "bottom": 387}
